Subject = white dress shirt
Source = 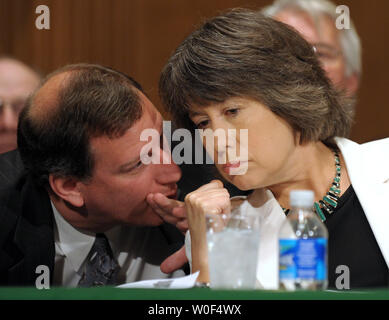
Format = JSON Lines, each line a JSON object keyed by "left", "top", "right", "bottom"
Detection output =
{"left": 51, "top": 202, "right": 185, "bottom": 287}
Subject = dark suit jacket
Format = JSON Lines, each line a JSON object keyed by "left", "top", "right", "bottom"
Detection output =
{"left": 0, "top": 150, "right": 55, "bottom": 286}
{"left": 0, "top": 150, "right": 185, "bottom": 286}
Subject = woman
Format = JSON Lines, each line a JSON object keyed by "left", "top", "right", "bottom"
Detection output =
{"left": 158, "top": 9, "right": 389, "bottom": 289}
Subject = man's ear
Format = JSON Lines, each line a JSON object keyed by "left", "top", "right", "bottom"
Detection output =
{"left": 49, "top": 174, "right": 85, "bottom": 207}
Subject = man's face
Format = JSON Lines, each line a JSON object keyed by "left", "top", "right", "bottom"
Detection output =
{"left": 275, "top": 10, "right": 353, "bottom": 94}
{"left": 78, "top": 92, "right": 181, "bottom": 229}
{"left": 0, "top": 60, "right": 40, "bottom": 154}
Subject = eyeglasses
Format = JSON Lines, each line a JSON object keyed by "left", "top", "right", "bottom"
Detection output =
{"left": 0, "top": 96, "right": 26, "bottom": 115}
{"left": 312, "top": 43, "right": 342, "bottom": 64}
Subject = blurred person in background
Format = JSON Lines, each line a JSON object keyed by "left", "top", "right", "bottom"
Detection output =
{"left": 0, "top": 57, "right": 41, "bottom": 154}
{"left": 262, "top": 0, "right": 361, "bottom": 114}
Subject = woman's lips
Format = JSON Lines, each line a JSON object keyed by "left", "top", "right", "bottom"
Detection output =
{"left": 221, "top": 161, "right": 247, "bottom": 175}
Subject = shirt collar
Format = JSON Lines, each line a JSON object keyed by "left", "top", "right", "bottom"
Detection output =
{"left": 51, "top": 202, "right": 96, "bottom": 273}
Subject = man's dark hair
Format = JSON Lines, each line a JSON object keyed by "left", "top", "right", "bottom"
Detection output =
{"left": 18, "top": 63, "right": 144, "bottom": 187}
{"left": 159, "top": 8, "right": 352, "bottom": 144}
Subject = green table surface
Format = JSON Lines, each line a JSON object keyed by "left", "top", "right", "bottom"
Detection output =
{"left": 0, "top": 287, "right": 388, "bottom": 300}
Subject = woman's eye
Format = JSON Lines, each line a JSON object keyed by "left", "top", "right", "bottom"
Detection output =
{"left": 196, "top": 120, "right": 209, "bottom": 129}
{"left": 226, "top": 108, "right": 239, "bottom": 116}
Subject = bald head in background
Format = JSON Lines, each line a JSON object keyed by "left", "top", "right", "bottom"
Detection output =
{"left": 0, "top": 57, "right": 41, "bottom": 154}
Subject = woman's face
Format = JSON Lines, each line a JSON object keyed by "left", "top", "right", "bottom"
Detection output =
{"left": 189, "top": 97, "right": 299, "bottom": 190}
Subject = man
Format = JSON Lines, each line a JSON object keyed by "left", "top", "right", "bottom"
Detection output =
{"left": 262, "top": 0, "right": 361, "bottom": 112}
{"left": 0, "top": 64, "right": 186, "bottom": 286}
{"left": 0, "top": 57, "right": 41, "bottom": 154}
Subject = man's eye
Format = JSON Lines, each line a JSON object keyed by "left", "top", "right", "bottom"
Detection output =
{"left": 126, "top": 161, "right": 143, "bottom": 172}
{"left": 134, "top": 161, "right": 143, "bottom": 169}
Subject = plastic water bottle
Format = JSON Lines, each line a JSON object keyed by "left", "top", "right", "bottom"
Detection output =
{"left": 278, "top": 190, "right": 328, "bottom": 290}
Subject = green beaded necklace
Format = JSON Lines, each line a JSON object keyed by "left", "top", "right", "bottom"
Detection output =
{"left": 282, "top": 150, "right": 341, "bottom": 222}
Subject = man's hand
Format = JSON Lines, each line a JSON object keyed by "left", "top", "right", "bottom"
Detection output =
{"left": 160, "top": 246, "right": 188, "bottom": 274}
{"left": 146, "top": 193, "right": 188, "bottom": 233}
{"left": 149, "top": 180, "right": 231, "bottom": 278}
{"left": 147, "top": 193, "right": 189, "bottom": 273}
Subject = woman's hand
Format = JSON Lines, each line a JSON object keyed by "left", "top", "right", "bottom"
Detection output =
{"left": 185, "top": 180, "right": 231, "bottom": 283}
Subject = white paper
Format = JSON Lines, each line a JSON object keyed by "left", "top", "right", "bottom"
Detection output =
{"left": 116, "top": 271, "right": 200, "bottom": 289}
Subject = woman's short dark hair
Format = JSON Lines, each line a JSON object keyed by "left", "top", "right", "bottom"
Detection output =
{"left": 18, "top": 63, "right": 143, "bottom": 187}
{"left": 159, "top": 8, "right": 352, "bottom": 143}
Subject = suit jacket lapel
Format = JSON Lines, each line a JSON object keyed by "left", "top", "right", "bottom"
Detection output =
{"left": 336, "top": 137, "right": 389, "bottom": 269}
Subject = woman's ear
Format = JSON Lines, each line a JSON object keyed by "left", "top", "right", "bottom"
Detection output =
{"left": 49, "top": 174, "right": 85, "bottom": 207}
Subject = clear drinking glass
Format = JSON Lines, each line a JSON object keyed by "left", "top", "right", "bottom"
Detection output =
{"left": 206, "top": 213, "right": 260, "bottom": 289}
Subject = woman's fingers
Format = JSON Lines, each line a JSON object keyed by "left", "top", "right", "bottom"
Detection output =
{"left": 195, "top": 179, "right": 224, "bottom": 191}
{"left": 185, "top": 185, "right": 231, "bottom": 218}
{"left": 186, "top": 188, "right": 230, "bottom": 205}
{"left": 183, "top": 181, "right": 231, "bottom": 284}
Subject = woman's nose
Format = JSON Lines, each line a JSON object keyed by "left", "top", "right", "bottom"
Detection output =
{"left": 204, "top": 122, "right": 236, "bottom": 164}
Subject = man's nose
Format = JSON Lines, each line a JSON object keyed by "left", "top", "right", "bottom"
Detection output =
{"left": 0, "top": 105, "right": 18, "bottom": 131}
{"left": 155, "top": 147, "right": 182, "bottom": 184}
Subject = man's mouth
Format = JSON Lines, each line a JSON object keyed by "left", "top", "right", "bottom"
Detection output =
{"left": 165, "top": 186, "right": 178, "bottom": 200}
{"left": 166, "top": 191, "right": 178, "bottom": 200}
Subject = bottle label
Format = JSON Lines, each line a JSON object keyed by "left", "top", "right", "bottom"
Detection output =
{"left": 279, "top": 238, "right": 327, "bottom": 281}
